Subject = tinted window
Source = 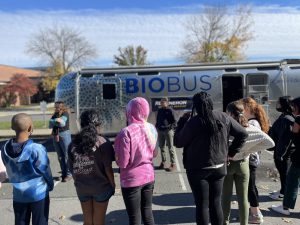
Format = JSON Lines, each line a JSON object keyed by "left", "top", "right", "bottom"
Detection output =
{"left": 103, "top": 84, "right": 116, "bottom": 99}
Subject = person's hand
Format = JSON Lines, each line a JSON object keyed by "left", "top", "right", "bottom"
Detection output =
{"left": 227, "top": 156, "right": 234, "bottom": 165}
{"left": 55, "top": 118, "right": 62, "bottom": 124}
{"left": 182, "top": 112, "right": 191, "bottom": 119}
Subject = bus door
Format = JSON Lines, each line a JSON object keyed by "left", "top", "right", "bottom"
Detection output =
{"left": 246, "top": 73, "right": 269, "bottom": 114}
{"left": 222, "top": 74, "right": 244, "bottom": 112}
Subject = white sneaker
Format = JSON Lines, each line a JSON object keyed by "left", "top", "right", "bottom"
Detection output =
{"left": 271, "top": 205, "right": 290, "bottom": 215}
{"left": 269, "top": 192, "right": 284, "bottom": 201}
{"left": 269, "top": 190, "right": 280, "bottom": 195}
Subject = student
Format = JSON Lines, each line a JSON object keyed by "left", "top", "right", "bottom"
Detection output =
{"left": 272, "top": 97, "right": 300, "bottom": 215}
{"left": 1, "top": 113, "right": 54, "bottom": 225}
{"left": 68, "top": 109, "right": 115, "bottom": 225}
{"left": 223, "top": 101, "right": 274, "bottom": 225}
{"left": 155, "top": 97, "right": 177, "bottom": 171}
{"left": 241, "top": 97, "right": 270, "bottom": 224}
{"left": 49, "top": 101, "right": 72, "bottom": 182}
{"left": 114, "top": 97, "right": 158, "bottom": 225}
{"left": 174, "top": 92, "right": 248, "bottom": 225}
{"left": 268, "top": 96, "right": 295, "bottom": 200}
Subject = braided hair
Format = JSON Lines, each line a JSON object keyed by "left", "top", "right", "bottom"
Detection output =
{"left": 192, "top": 92, "right": 219, "bottom": 135}
{"left": 73, "top": 109, "right": 102, "bottom": 154}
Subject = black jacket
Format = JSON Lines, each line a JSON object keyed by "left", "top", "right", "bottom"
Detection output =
{"left": 174, "top": 111, "right": 248, "bottom": 171}
{"left": 156, "top": 107, "right": 176, "bottom": 131}
{"left": 269, "top": 114, "right": 295, "bottom": 161}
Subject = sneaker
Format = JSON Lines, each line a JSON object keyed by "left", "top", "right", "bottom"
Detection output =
{"left": 269, "top": 192, "right": 284, "bottom": 201}
{"left": 271, "top": 205, "right": 290, "bottom": 216}
{"left": 165, "top": 164, "right": 176, "bottom": 172}
{"left": 61, "top": 175, "right": 72, "bottom": 182}
{"left": 158, "top": 162, "right": 166, "bottom": 170}
{"left": 249, "top": 213, "right": 263, "bottom": 224}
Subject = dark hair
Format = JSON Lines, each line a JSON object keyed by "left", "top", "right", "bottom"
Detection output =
{"left": 73, "top": 109, "right": 102, "bottom": 154}
{"left": 278, "top": 96, "right": 293, "bottom": 114}
{"left": 226, "top": 101, "right": 248, "bottom": 127}
{"left": 292, "top": 97, "right": 300, "bottom": 115}
{"left": 192, "top": 92, "right": 219, "bottom": 135}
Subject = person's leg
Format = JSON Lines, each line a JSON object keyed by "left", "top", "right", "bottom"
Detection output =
{"left": 122, "top": 186, "right": 142, "bottom": 225}
{"left": 165, "top": 130, "right": 176, "bottom": 165}
{"left": 187, "top": 170, "right": 210, "bottom": 225}
{"left": 283, "top": 164, "right": 300, "bottom": 209}
{"left": 30, "top": 196, "right": 50, "bottom": 225}
{"left": 80, "top": 199, "right": 93, "bottom": 225}
{"left": 248, "top": 165, "right": 259, "bottom": 208}
{"left": 140, "top": 182, "right": 155, "bottom": 225}
{"left": 208, "top": 166, "right": 226, "bottom": 225}
{"left": 13, "top": 201, "right": 31, "bottom": 225}
{"left": 274, "top": 158, "right": 288, "bottom": 195}
{"left": 92, "top": 200, "right": 109, "bottom": 225}
{"left": 53, "top": 139, "right": 65, "bottom": 178}
{"left": 248, "top": 165, "right": 262, "bottom": 223}
{"left": 158, "top": 131, "right": 167, "bottom": 165}
{"left": 59, "top": 130, "right": 72, "bottom": 178}
{"left": 235, "top": 160, "right": 250, "bottom": 225}
{"left": 222, "top": 164, "right": 235, "bottom": 225}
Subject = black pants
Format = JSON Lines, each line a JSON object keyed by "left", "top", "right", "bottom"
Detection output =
{"left": 186, "top": 166, "right": 226, "bottom": 225}
{"left": 274, "top": 157, "right": 291, "bottom": 195}
{"left": 122, "top": 182, "right": 155, "bottom": 225}
{"left": 248, "top": 165, "right": 259, "bottom": 207}
{"left": 13, "top": 196, "right": 50, "bottom": 225}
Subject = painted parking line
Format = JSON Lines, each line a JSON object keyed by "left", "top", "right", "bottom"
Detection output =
{"left": 174, "top": 148, "right": 187, "bottom": 191}
{"left": 54, "top": 180, "right": 60, "bottom": 187}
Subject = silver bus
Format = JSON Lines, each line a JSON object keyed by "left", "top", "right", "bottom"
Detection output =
{"left": 55, "top": 59, "right": 300, "bottom": 135}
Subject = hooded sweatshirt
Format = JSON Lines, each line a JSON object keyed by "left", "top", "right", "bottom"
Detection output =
{"left": 114, "top": 97, "right": 158, "bottom": 188}
{"left": 0, "top": 151, "right": 6, "bottom": 188}
{"left": 1, "top": 139, "right": 54, "bottom": 202}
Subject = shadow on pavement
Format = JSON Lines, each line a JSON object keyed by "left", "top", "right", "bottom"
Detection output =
{"left": 153, "top": 193, "right": 194, "bottom": 207}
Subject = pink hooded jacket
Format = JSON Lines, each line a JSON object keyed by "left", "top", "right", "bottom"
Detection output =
{"left": 114, "top": 97, "right": 158, "bottom": 188}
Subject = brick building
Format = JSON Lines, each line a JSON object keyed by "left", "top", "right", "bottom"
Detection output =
{"left": 0, "top": 65, "right": 43, "bottom": 106}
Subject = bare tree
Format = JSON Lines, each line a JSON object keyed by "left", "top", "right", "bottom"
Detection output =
{"left": 114, "top": 45, "right": 149, "bottom": 66}
{"left": 181, "top": 5, "right": 253, "bottom": 63}
{"left": 26, "top": 26, "right": 98, "bottom": 74}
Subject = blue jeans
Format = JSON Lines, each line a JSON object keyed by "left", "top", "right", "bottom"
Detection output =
{"left": 78, "top": 186, "right": 115, "bottom": 203}
{"left": 53, "top": 130, "right": 72, "bottom": 178}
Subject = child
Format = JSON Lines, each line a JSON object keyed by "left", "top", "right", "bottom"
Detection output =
{"left": 68, "top": 109, "right": 115, "bottom": 225}
{"left": 114, "top": 97, "right": 158, "bottom": 225}
{"left": 1, "top": 113, "right": 54, "bottom": 225}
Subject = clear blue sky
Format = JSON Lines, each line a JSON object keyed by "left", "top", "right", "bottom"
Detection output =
{"left": 1, "top": 0, "right": 300, "bottom": 11}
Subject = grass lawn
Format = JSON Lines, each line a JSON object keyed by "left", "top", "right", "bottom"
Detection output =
{"left": 0, "top": 121, "right": 48, "bottom": 130}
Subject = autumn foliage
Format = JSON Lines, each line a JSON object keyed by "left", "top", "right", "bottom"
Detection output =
{"left": 0, "top": 73, "right": 38, "bottom": 107}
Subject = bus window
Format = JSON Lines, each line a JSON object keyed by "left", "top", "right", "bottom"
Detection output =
{"left": 103, "top": 84, "right": 116, "bottom": 99}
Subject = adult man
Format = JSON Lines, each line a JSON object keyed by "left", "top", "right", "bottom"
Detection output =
{"left": 156, "top": 98, "right": 177, "bottom": 172}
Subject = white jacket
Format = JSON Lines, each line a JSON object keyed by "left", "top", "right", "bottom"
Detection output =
{"left": 232, "top": 125, "right": 275, "bottom": 161}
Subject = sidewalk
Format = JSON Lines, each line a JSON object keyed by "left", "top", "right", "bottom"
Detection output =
{"left": 0, "top": 110, "right": 53, "bottom": 117}
{"left": 0, "top": 128, "right": 52, "bottom": 139}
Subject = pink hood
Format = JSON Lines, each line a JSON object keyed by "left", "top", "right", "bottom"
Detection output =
{"left": 126, "top": 97, "right": 150, "bottom": 124}
{"left": 115, "top": 97, "right": 158, "bottom": 188}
